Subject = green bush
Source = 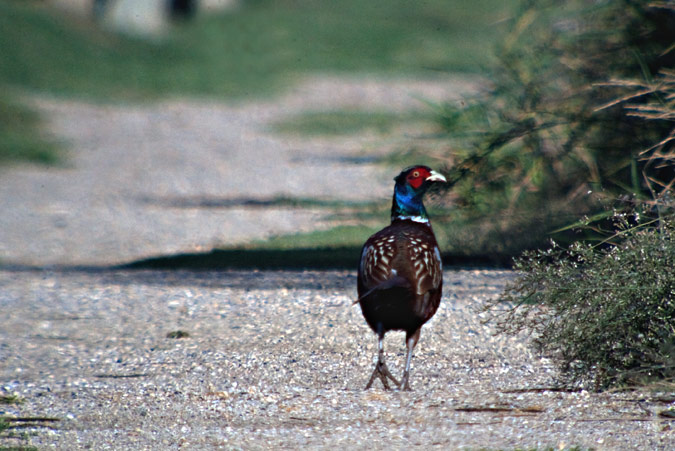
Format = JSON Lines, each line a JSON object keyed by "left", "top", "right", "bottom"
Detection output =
{"left": 436, "top": 0, "right": 675, "bottom": 256}
{"left": 484, "top": 213, "right": 675, "bottom": 389}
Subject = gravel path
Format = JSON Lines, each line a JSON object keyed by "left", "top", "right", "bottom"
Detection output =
{"left": 1, "top": 268, "right": 672, "bottom": 449}
{"left": 0, "top": 75, "right": 477, "bottom": 267}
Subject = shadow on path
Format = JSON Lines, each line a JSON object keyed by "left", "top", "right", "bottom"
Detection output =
{"left": 0, "top": 249, "right": 511, "bottom": 286}
{"left": 121, "top": 247, "right": 512, "bottom": 270}
{"left": 122, "top": 247, "right": 362, "bottom": 270}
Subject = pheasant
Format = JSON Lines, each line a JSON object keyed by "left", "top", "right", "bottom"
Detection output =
{"left": 357, "top": 165, "right": 446, "bottom": 390}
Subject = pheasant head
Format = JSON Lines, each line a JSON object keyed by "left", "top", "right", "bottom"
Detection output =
{"left": 391, "top": 165, "right": 446, "bottom": 223}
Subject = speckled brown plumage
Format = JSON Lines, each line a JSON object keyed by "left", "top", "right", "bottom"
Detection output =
{"left": 357, "top": 166, "right": 446, "bottom": 390}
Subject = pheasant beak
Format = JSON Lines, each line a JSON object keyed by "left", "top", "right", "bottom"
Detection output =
{"left": 425, "top": 170, "right": 447, "bottom": 183}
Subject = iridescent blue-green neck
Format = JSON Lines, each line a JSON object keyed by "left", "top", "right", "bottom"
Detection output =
{"left": 391, "top": 182, "right": 429, "bottom": 223}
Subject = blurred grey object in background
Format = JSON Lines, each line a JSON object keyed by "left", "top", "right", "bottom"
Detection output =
{"left": 48, "top": 0, "right": 240, "bottom": 37}
{"left": 102, "top": 0, "right": 170, "bottom": 36}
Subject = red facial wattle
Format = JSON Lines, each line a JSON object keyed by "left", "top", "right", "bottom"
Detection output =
{"left": 406, "top": 168, "right": 431, "bottom": 189}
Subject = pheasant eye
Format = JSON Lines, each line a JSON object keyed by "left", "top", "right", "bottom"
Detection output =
{"left": 412, "top": 171, "right": 420, "bottom": 178}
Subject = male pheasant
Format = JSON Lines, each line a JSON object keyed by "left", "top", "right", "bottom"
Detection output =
{"left": 357, "top": 165, "right": 446, "bottom": 390}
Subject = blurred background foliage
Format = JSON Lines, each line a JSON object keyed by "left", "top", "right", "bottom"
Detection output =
{"left": 471, "top": 0, "right": 675, "bottom": 390}
{"left": 435, "top": 0, "right": 674, "bottom": 259}
{"left": 0, "top": 0, "right": 515, "bottom": 164}
{"left": 0, "top": 93, "right": 62, "bottom": 165}
{"left": 0, "top": 0, "right": 512, "bottom": 100}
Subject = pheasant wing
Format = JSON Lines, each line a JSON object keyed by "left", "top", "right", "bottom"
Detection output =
{"left": 358, "top": 229, "right": 401, "bottom": 295}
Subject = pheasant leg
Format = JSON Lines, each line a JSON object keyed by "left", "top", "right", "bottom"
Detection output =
{"left": 365, "top": 336, "right": 400, "bottom": 390}
{"left": 400, "top": 329, "right": 420, "bottom": 391}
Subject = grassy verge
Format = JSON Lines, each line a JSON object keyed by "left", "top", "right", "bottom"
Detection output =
{"left": 1, "top": 0, "right": 516, "bottom": 100}
{"left": 0, "top": 94, "right": 61, "bottom": 165}
{"left": 125, "top": 201, "right": 514, "bottom": 269}
{"left": 0, "top": 0, "right": 516, "bottom": 164}
{"left": 248, "top": 225, "right": 379, "bottom": 250}
{"left": 270, "top": 109, "right": 437, "bottom": 137}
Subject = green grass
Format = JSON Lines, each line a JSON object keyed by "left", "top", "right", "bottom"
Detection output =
{"left": 0, "top": 394, "right": 23, "bottom": 405}
{"left": 0, "top": 94, "right": 61, "bottom": 164}
{"left": 125, "top": 220, "right": 514, "bottom": 269}
{"left": 125, "top": 199, "right": 515, "bottom": 269}
{"left": 247, "top": 224, "right": 379, "bottom": 250}
{"left": 0, "top": 412, "right": 53, "bottom": 451}
{"left": 1, "top": 0, "right": 517, "bottom": 100}
{"left": 271, "top": 109, "right": 437, "bottom": 136}
{"left": 1, "top": 0, "right": 516, "bottom": 165}
{"left": 124, "top": 192, "right": 521, "bottom": 269}
{"left": 166, "top": 330, "right": 190, "bottom": 339}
